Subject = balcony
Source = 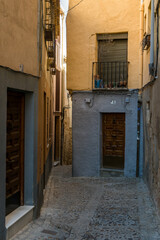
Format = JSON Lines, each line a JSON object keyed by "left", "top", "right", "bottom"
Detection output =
{"left": 44, "top": 0, "right": 53, "bottom": 41}
{"left": 92, "top": 62, "right": 128, "bottom": 90}
{"left": 47, "top": 42, "right": 55, "bottom": 58}
{"left": 45, "top": 23, "right": 53, "bottom": 41}
{"left": 142, "top": 33, "right": 150, "bottom": 51}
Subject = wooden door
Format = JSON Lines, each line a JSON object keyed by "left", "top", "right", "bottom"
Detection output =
{"left": 6, "top": 91, "right": 24, "bottom": 215}
{"left": 102, "top": 113, "right": 125, "bottom": 169}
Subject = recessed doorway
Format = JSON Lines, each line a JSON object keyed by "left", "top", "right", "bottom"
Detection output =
{"left": 6, "top": 91, "right": 25, "bottom": 215}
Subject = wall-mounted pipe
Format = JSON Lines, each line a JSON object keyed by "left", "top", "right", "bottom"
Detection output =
{"left": 149, "top": 0, "right": 155, "bottom": 76}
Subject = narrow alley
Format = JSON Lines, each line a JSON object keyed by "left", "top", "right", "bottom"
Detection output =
{"left": 11, "top": 166, "right": 160, "bottom": 240}
{"left": 2, "top": 0, "right": 160, "bottom": 239}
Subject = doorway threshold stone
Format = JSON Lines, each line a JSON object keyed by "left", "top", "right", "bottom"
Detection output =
{"left": 100, "top": 168, "right": 124, "bottom": 177}
{"left": 6, "top": 205, "right": 34, "bottom": 240}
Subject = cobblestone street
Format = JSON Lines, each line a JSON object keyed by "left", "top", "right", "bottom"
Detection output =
{"left": 12, "top": 166, "right": 160, "bottom": 240}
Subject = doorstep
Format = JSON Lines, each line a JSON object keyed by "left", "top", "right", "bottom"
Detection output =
{"left": 6, "top": 205, "right": 34, "bottom": 240}
{"left": 100, "top": 168, "right": 124, "bottom": 177}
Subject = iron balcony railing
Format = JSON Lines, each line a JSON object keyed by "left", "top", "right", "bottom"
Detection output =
{"left": 92, "top": 62, "right": 128, "bottom": 89}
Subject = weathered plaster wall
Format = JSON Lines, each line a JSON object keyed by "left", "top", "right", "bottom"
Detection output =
{"left": 67, "top": 0, "right": 141, "bottom": 91}
{"left": 142, "top": 0, "right": 160, "bottom": 215}
{"left": 72, "top": 91, "right": 138, "bottom": 177}
{"left": 142, "top": 77, "right": 160, "bottom": 215}
{"left": 37, "top": 43, "right": 53, "bottom": 183}
{"left": 0, "top": 0, "right": 38, "bottom": 76}
{"left": 0, "top": 0, "right": 54, "bottom": 220}
{"left": 0, "top": 0, "right": 53, "bottom": 185}
{"left": 36, "top": 4, "right": 54, "bottom": 203}
{"left": 37, "top": 68, "right": 54, "bottom": 216}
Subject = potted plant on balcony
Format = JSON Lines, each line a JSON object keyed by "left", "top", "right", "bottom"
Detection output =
{"left": 95, "top": 75, "right": 103, "bottom": 88}
{"left": 108, "top": 82, "right": 113, "bottom": 88}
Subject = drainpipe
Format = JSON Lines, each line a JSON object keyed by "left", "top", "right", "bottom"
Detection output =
{"left": 149, "top": 0, "right": 155, "bottom": 76}
{"left": 140, "top": 1, "right": 144, "bottom": 88}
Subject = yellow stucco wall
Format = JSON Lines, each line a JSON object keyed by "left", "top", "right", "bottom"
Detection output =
{"left": 0, "top": 0, "right": 38, "bottom": 76}
{"left": 0, "top": 0, "right": 58, "bottom": 187}
{"left": 37, "top": 4, "right": 54, "bottom": 182}
{"left": 67, "top": 0, "right": 141, "bottom": 91}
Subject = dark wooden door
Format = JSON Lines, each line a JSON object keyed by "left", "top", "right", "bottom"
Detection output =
{"left": 6, "top": 91, "right": 24, "bottom": 215}
{"left": 102, "top": 113, "right": 125, "bottom": 169}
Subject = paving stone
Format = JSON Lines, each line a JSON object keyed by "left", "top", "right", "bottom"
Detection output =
{"left": 11, "top": 166, "right": 160, "bottom": 240}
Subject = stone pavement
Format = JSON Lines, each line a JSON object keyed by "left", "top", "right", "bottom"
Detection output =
{"left": 11, "top": 166, "right": 160, "bottom": 240}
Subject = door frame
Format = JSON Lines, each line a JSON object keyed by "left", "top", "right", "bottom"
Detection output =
{"left": 6, "top": 89, "right": 38, "bottom": 207}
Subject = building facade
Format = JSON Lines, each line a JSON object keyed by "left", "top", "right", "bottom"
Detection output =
{"left": 37, "top": 0, "right": 60, "bottom": 216}
{"left": 0, "top": 0, "right": 61, "bottom": 239}
{"left": 67, "top": 0, "right": 141, "bottom": 177}
{"left": 142, "top": 0, "right": 160, "bottom": 215}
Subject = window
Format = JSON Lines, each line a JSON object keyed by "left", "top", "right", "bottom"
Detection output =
{"left": 93, "top": 33, "right": 128, "bottom": 89}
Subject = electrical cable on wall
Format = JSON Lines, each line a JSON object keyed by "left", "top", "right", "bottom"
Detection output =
{"left": 67, "top": 0, "right": 85, "bottom": 13}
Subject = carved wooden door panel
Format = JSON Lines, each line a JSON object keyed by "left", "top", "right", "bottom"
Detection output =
{"left": 6, "top": 91, "right": 24, "bottom": 215}
{"left": 102, "top": 113, "right": 125, "bottom": 169}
